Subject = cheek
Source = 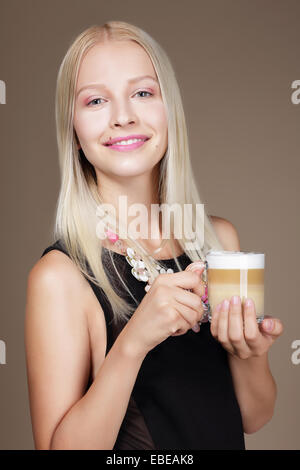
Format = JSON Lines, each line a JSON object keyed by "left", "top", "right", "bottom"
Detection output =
{"left": 73, "top": 109, "right": 107, "bottom": 144}
{"left": 145, "top": 101, "right": 167, "bottom": 131}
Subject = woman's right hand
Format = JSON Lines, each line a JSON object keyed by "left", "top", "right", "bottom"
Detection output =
{"left": 119, "top": 268, "right": 206, "bottom": 359}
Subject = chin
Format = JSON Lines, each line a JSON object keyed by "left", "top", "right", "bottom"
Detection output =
{"left": 112, "top": 163, "right": 155, "bottom": 177}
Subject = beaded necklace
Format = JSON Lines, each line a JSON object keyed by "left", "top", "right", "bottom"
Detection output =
{"left": 104, "top": 228, "right": 210, "bottom": 325}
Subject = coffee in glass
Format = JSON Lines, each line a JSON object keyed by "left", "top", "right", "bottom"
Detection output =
{"left": 205, "top": 250, "right": 265, "bottom": 323}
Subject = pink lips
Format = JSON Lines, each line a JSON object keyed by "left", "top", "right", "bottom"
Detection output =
{"left": 105, "top": 136, "right": 150, "bottom": 152}
{"left": 104, "top": 134, "right": 149, "bottom": 145}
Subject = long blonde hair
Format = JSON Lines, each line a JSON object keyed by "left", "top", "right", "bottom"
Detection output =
{"left": 53, "top": 20, "right": 224, "bottom": 322}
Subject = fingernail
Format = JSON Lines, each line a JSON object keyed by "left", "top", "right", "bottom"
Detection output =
{"left": 194, "top": 261, "right": 205, "bottom": 269}
{"left": 245, "top": 298, "right": 253, "bottom": 308}
{"left": 264, "top": 319, "right": 274, "bottom": 332}
{"left": 188, "top": 262, "right": 205, "bottom": 271}
{"left": 215, "top": 303, "right": 222, "bottom": 312}
{"left": 232, "top": 295, "right": 240, "bottom": 305}
{"left": 222, "top": 299, "right": 230, "bottom": 309}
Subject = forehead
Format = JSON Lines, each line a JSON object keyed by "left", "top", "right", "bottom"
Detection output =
{"left": 76, "top": 40, "right": 157, "bottom": 89}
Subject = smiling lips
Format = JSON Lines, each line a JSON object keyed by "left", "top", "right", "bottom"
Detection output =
{"left": 104, "top": 134, "right": 150, "bottom": 152}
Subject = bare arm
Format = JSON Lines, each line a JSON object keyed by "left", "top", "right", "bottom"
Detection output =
{"left": 50, "top": 331, "right": 145, "bottom": 449}
{"left": 228, "top": 352, "right": 276, "bottom": 433}
{"left": 25, "top": 251, "right": 145, "bottom": 450}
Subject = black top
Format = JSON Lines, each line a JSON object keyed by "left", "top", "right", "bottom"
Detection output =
{"left": 41, "top": 239, "right": 245, "bottom": 450}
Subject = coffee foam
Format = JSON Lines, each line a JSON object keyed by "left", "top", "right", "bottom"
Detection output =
{"left": 206, "top": 250, "right": 264, "bottom": 269}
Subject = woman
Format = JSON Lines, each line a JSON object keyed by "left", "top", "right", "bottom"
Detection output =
{"left": 25, "top": 21, "right": 283, "bottom": 450}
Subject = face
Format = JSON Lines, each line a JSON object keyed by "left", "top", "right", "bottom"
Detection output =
{"left": 73, "top": 40, "right": 168, "bottom": 180}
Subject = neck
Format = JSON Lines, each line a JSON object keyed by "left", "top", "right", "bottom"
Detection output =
{"left": 97, "top": 165, "right": 165, "bottom": 247}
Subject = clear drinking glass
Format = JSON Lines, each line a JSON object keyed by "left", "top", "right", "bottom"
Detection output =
{"left": 205, "top": 250, "right": 265, "bottom": 323}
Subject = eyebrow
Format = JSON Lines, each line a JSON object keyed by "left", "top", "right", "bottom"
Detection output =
{"left": 76, "top": 75, "right": 158, "bottom": 98}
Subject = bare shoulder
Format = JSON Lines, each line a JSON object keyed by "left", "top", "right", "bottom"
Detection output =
{"left": 209, "top": 215, "right": 241, "bottom": 251}
{"left": 27, "top": 249, "right": 101, "bottom": 335}
{"left": 28, "top": 249, "right": 106, "bottom": 319}
{"left": 25, "top": 249, "right": 107, "bottom": 449}
{"left": 28, "top": 249, "right": 90, "bottom": 295}
{"left": 27, "top": 249, "right": 107, "bottom": 373}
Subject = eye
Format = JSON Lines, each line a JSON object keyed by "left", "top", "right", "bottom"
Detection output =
{"left": 87, "top": 97, "right": 105, "bottom": 107}
{"left": 86, "top": 90, "right": 153, "bottom": 107}
{"left": 134, "top": 90, "right": 153, "bottom": 98}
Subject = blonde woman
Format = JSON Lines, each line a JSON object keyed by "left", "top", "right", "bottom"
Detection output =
{"left": 25, "top": 21, "right": 283, "bottom": 450}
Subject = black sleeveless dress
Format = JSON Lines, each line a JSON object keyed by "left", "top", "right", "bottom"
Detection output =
{"left": 41, "top": 239, "right": 245, "bottom": 450}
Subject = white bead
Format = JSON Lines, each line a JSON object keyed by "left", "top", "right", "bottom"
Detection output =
{"left": 136, "top": 260, "right": 145, "bottom": 269}
{"left": 159, "top": 268, "right": 166, "bottom": 274}
{"left": 131, "top": 268, "right": 139, "bottom": 280}
{"left": 127, "top": 247, "right": 135, "bottom": 258}
{"left": 125, "top": 256, "right": 135, "bottom": 268}
{"left": 167, "top": 268, "right": 174, "bottom": 273}
{"left": 139, "top": 273, "right": 149, "bottom": 282}
{"left": 145, "top": 284, "right": 151, "bottom": 292}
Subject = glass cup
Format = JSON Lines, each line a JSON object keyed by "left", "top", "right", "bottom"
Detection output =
{"left": 205, "top": 250, "right": 265, "bottom": 323}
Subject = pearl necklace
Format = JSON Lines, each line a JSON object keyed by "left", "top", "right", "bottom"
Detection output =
{"left": 104, "top": 229, "right": 210, "bottom": 324}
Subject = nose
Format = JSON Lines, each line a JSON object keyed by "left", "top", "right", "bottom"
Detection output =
{"left": 110, "top": 99, "right": 137, "bottom": 128}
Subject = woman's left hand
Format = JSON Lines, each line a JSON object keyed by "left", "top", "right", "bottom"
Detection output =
{"left": 210, "top": 296, "right": 284, "bottom": 359}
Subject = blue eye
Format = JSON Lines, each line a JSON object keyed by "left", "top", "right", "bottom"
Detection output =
{"left": 135, "top": 90, "right": 153, "bottom": 98}
{"left": 87, "top": 98, "right": 104, "bottom": 106}
{"left": 87, "top": 90, "right": 153, "bottom": 107}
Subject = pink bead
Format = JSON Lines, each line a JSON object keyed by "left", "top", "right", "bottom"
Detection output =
{"left": 105, "top": 229, "right": 119, "bottom": 243}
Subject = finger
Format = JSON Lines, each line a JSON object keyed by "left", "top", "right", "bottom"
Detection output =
{"left": 173, "top": 303, "right": 201, "bottom": 329}
{"left": 163, "top": 269, "right": 204, "bottom": 292}
{"left": 185, "top": 263, "right": 206, "bottom": 298}
{"left": 260, "top": 317, "right": 284, "bottom": 338}
{"left": 191, "top": 323, "right": 201, "bottom": 333}
{"left": 217, "top": 299, "right": 235, "bottom": 354}
{"left": 228, "top": 296, "right": 251, "bottom": 358}
{"left": 191, "top": 270, "right": 206, "bottom": 299}
{"left": 242, "top": 298, "right": 271, "bottom": 356}
{"left": 243, "top": 298, "right": 259, "bottom": 340}
{"left": 173, "top": 286, "right": 204, "bottom": 319}
{"left": 170, "top": 305, "right": 194, "bottom": 336}
{"left": 185, "top": 261, "right": 205, "bottom": 272}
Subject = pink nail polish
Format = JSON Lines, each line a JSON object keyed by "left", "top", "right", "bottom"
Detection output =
{"left": 195, "top": 269, "right": 203, "bottom": 277}
{"left": 193, "top": 262, "right": 205, "bottom": 269}
{"left": 192, "top": 324, "right": 200, "bottom": 333}
{"left": 222, "top": 299, "right": 230, "bottom": 309}
{"left": 264, "top": 319, "right": 274, "bottom": 332}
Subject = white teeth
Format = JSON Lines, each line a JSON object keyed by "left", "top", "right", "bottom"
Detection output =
{"left": 110, "top": 138, "right": 145, "bottom": 146}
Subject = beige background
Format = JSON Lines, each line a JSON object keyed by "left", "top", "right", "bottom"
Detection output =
{"left": 0, "top": 0, "right": 299, "bottom": 450}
